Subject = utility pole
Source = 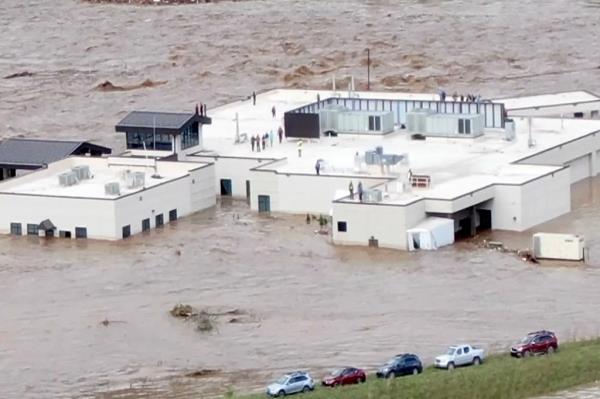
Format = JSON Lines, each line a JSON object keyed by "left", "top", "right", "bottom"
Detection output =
{"left": 367, "top": 48, "right": 371, "bottom": 91}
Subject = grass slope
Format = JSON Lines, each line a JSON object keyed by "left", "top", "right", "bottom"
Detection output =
{"left": 240, "top": 339, "right": 600, "bottom": 399}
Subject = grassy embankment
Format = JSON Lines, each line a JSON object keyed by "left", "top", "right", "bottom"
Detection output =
{"left": 239, "top": 338, "right": 600, "bottom": 399}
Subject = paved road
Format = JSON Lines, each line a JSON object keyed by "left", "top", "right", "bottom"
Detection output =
{"left": 538, "top": 384, "right": 600, "bottom": 398}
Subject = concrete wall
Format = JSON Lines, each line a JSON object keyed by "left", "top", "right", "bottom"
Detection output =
{"left": 492, "top": 168, "right": 570, "bottom": 231}
{"left": 332, "top": 200, "right": 426, "bottom": 250}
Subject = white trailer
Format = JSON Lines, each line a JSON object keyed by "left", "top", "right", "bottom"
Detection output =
{"left": 532, "top": 233, "right": 585, "bottom": 261}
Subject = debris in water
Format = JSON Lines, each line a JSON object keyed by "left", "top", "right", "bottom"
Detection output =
{"left": 185, "top": 369, "right": 220, "bottom": 378}
{"left": 170, "top": 303, "right": 195, "bottom": 318}
{"left": 94, "top": 79, "right": 167, "bottom": 92}
{"left": 4, "top": 71, "right": 35, "bottom": 79}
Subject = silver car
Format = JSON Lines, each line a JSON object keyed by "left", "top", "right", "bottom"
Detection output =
{"left": 266, "top": 371, "right": 315, "bottom": 397}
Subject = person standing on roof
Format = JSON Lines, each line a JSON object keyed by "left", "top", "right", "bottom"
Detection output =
{"left": 251, "top": 135, "right": 256, "bottom": 152}
{"left": 256, "top": 134, "right": 261, "bottom": 152}
{"left": 358, "top": 181, "right": 364, "bottom": 202}
{"left": 278, "top": 126, "right": 284, "bottom": 144}
{"left": 261, "top": 134, "right": 266, "bottom": 151}
{"left": 252, "top": 91, "right": 256, "bottom": 105}
{"left": 271, "top": 105, "right": 276, "bottom": 119}
{"left": 315, "top": 160, "right": 321, "bottom": 175}
{"left": 297, "top": 139, "right": 303, "bottom": 158}
{"left": 349, "top": 181, "right": 354, "bottom": 199}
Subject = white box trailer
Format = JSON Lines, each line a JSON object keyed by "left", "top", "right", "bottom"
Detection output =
{"left": 407, "top": 217, "right": 454, "bottom": 251}
{"left": 532, "top": 233, "right": 585, "bottom": 261}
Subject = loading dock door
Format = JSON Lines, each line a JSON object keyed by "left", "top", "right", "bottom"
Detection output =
{"left": 220, "top": 179, "right": 232, "bottom": 196}
{"left": 258, "top": 195, "right": 271, "bottom": 213}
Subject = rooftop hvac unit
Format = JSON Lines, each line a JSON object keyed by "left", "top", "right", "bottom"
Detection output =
{"left": 363, "top": 189, "right": 383, "bottom": 203}
{"left": 104, "top": 182, "right": 121, "bottom": 196}
{"left": 71, "top": 165, "right": 91, "bottom": 180}
{"left": 126, "top": 171, "right": 145, "bottom": 189}
{"left": 58, "top": 171, "right": 78, "bottom": 187}
{"left": 406, "top": 108, "right": 434, "bottom": 133}
{"left": 504, "top": 119, "right": 516, "bottom": 141}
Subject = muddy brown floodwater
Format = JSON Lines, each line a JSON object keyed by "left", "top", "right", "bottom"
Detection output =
{"left": 2, "top": 0, "right": 600, "bottom": 398}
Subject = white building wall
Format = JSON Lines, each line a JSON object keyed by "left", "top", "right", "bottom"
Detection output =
{"left": 0, "top": 194, "right": 116, "bottom": 239}
{"left": 186, "top": 155, "right": 275, "bottom": 198}
{"left": 492, "top": 168, "right": 570, "bottom": 231}
{"left": 250, "top": 169, "right": 390, "bottom": 215}
{"left": 517, "top": 131, "right": 600, "bottom": 182}
{"left": 519, "top": 168, "right": 571, "bottom": 231}
{"left": 332, "top": 200, "right": 426, "bottom": 250}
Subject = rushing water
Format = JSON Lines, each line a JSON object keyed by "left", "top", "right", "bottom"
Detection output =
{"left": 1, "top": 0, "right": 600, "bottom": 397}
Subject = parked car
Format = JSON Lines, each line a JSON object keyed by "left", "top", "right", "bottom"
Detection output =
{"left": 266, "top": 371, "right": 315, "bottom": 397}
{"left": 322, "top": 367, "right": 366, "bottom": 387}
{"left": 376, "top": 354, "right": 423, "bottom": 378}
{"left": 434, "top": 344, "right": 485, "bottom": 370}
{"left": 511, "top": 330, "right": 558, "bottom": 358}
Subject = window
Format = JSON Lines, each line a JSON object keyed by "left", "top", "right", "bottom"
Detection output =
{"left": 122, "top": 225, "right": 131, "bottom": 238}
{"left": 126, "top": 131, "right": 173, "bottom": 151}
{"left": 181, "top": 123, "right": 200, "bottom": 150}
{"left": 169, "top": 209, "right": 178, "bottom": 222}
{"left": 155, "top": 214, "right": 164, "bottom": 227}
{"left": 337, "top": 221, "right": 347, "bottom": 232}
{"left": 456, "top": 348, "right": 463, "bottom": 355}
{"left": 465, "top": 119, "right": 471, "bottom": 134}
{"left": 10, "top": 223, "right": 22, "bottom": 236}
{"left": 464, "top": 347, "right": 470, "bottom": 354}
{"left": 142, "top": 218, "right": 150, "bottom": 231}
{"left": 59, "top": 230, "right": 72, "bottom": 238}
{"left": 27, "top": 223, "right": 39, "bottom": 236}
{"left": 75, "top": 227, "right": 87, "bottom": 239}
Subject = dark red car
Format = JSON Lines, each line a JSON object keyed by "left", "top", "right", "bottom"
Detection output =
{"left": 511, "top": 330, "right": 558, "bottom": 358}
{"left": 321, "top": 367, "right": 366, "bottom": 387}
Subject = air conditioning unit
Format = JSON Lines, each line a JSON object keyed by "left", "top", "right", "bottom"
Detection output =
{"left": 71, "top": 165, "right": 91, "bottom": 180}
{"left": 58, "top": 171, "right": 78, "bottom": 187}
{"left": 104, "top": 182, "right": 121, "bottom": 196}
{"left": 126, "top": 171, "right": 145, "bottom": 188}
{"left": 363, "top": 189, "right": 383, "bottom": 203}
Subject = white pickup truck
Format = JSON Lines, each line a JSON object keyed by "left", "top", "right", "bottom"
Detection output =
{"left": 434, "top": 344, "right": 485, "bottom": 370}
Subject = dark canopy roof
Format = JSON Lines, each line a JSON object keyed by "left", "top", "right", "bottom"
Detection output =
{"left": 39, "top": 219, "right": 56, "bottom": 230}
{"left": 115, "top": 111, "right": 212, "bottom": 136}
{"left": 0, "top": 139, "right": 111, "bottom": 170}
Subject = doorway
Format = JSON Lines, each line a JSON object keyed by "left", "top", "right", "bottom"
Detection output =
{"left": 220, "top": 179, "right": 232, "bottom": 196}
{"left": 246, "top": 180, "right": 251, "bottom": 201}
{"left": 477, "top": 209, "right": 492, "bottom": 232}
{"left": 258, "top": 195, "right": 271, "bottom": 213}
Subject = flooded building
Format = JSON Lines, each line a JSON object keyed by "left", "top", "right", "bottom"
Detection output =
{"left": 0, "top": 156, "right": 215, "bottom": 240}
{"left": 186, "top": 88, "right": 600, "bottom": 251}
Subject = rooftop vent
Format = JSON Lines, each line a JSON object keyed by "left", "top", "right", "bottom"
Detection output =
{"left": 104, "top": 182, "right": 120, "bottom": 196}
{"left": 58, "top": 171, "right": 78, "bottom": 187}
{"left": 71, "top": 165, "right": 91, "bottom": 180}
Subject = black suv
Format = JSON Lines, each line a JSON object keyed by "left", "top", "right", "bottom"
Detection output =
{"left": 376, "top": 354, "right": 423, "bottom": 378}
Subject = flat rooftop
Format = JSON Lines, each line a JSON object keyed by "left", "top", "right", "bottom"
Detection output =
{"left": 0, "top": 156, "right": 205, "bottom": 199}
{"left": 197, "top": 89, "right": 600, "bottom": 205}
{"left": 494, "top": 90, "right": 600, "bottom": 110}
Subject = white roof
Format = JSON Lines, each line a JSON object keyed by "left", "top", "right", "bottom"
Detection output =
{"left": 494, "top": 91, "right": 600, "bottom": 110}
{"left": 198, "top": 89, "right": 600, "bottom": 205}
{"left": 0, "top": 157, "right": 204, "bottom": 199}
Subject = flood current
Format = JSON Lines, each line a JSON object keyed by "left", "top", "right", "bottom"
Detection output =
{"left": 1, "top": 0, "right": 600, "bottom": 397}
